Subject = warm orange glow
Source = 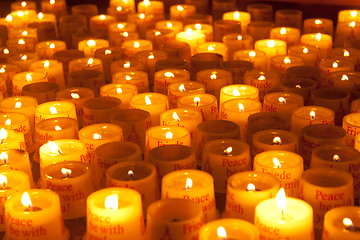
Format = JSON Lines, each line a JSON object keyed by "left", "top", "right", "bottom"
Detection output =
{"left": 185, "top": 178, "right": 192, "bottom": 189}
{"left": 21, "top": 192, "right": 32, "bottom": 208}
{"left": 26, "top": 74, "right": 32, "bottom": 82}
{"left": 247, "top": 183, "right": 256, "bottom": 191}
{"left": 0, "top": 175, "right": 7, "bottom": 188}
{"left": 105, "top": 194, "right": 118, "bottom": 210}
{"left": 87, "top": 58, "right": 94, "bottom": 66}
{"left": 224, "top": 147, "right": 232, "bottom": 155}
{"left": 310, "top": 110, "right": 316, "bottom": 120}
{"left": 54, "top": 126, "right": 62, "bottom": 131}
{"left": 210, "top": 73, "right": 217, "bottom": 79}
{"left": 333, "top": 154, "right": 340, "bottom": 162}
{"left": 133, "top": 41, "right": 140, "bottom": 48}
{"left": 87, "top": 40, "right": 96, "bottom": 47}
{"left": 238, "top": 103, "right": 245, "bottom": 112}
{"left": 61, "top": 168, "right": 72, "bottom": 177}
{"left": 276, "top": 188, "right": 286, "bottom": 217}
{"left": 233, "top": 89, "right": 240, "bottom": 96}
{"left": 71, "top": 93, "right": 80, "bottom": 99}
{"left": 165, "top": 131, "right": 173, "bottom": 139}
{"left": 280, "top": 27, "right": 287, "bottom": 35}
{"left": 332, "top": 61, "right": 339, "bottom": 68}
{"left": 0, "top": 152, "right": 8, "bottom": 164}
{"left": 341, "top": 75, "right": 349, "bottom": 81}
{"left": 267, "top": 40, "right": 275, "bottom": 48}
{"left": 273, "top": 136, "right": 282, "bottom": 144}
{"left": 48, "top": 141, "right": 62, "bottom": 155}
{"left": 273, "top": 157, "right": 281, "bottom": 168}
{"left": 49, "top": 106, "right": 57, "bottom": 114}
{"left": 303, "top": 47, "right": 309, "bottom": 54}
{"left": 15, "top": 102, "right": 21, "bottom": 108}
{"left": 172, "top": 112, "right": 180, "bottom": 121}
{"left": 217, "top": 226, "right": 227, "bottom": 238}
{"left": 315, "top": 19, "right": 322, "bottom": 24}
{"left": 177, "top": 5, "right": 184, "bottom": 11}
{"left": 278, "top": 97, "right": 287, "bottom": 104}
{"left": 123, "top": 61, "right": 130, "bottom": 68}
{"left": 49, "top": 43, "right": 55, "bottom": 49}
{"left": 145, "top": 96, "right": 152, "bottom": 105}
{"left": 179, "top": 84, "right": 186, "bottom": 92}
{"left": 164, "top": 72, "right": 175, "bottom": 78}
{"left": 99, "top": 15, "right": 106, "bottom": 20}
{"left": 343, "top": 218, "right": 353, "bottom": 227}
{"left": 93, "top": 133, "right": 102, "bottom": 140}
{"left": 18, "top": 39, "right": 25, "bottom": 45}
{"left": 44, "top": 60, "right": 50, "bottom": 68}
{"left": 237, "top": 35, "right": 242, "bottom": 40}
{"left": 284, "top": 57, "right": 291, "bottom": 64}
{"left": 116, "top": 88, "right": 122, "bottom": 94}
{"left": 315, "top": 33, "right": 322, "bottom": 41}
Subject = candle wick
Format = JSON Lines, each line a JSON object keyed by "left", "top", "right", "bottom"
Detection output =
{"left": 281, "top": 209, "right": 285, "bottom": 220}
{"left": 58, "top": 149, "right": 63, "bottom": 155}
{"left": 25, "top": 206, "right": 42, "bottom": 212}
{"left": 196, "top": 101, "right": 199, "bottom": 106}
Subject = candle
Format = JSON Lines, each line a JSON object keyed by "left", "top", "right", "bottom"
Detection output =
{"left": 196, "top": 69, "right": 233, "bottom": 100}
{"left": 254, "top": 150, "right": 303, "bottom": 197}
{"left": 252, "top": 129, "right": 299, "bottom": 157}
{"left": 219, "top": 84, "right": 259, "bottom": 107}
{"left": 291, "top": 106, "right": 335, "bottom": 137}
{"left": 110, "top": 109, "right": 151, "bottom": 153}
{"left": 112, "top": 71, "right": 149, "bottom": 93}
{"left": 41, "top": 0, "right": 67, "bottom": 19}
{"left": 178, "top": 93, "right": 218, "bottom": 121}
{"left": 94, "top": 47, "right": 126, "bottom": 83}
{"left": 220, "top": 99, "right": 262, "bottom": 141}
{"left": 300, "top": 33, "right": 332, "bottom": 59}
{"left": 28, "top": 12, "right": 57, "bottom": 42}
{"left": 155, "top": 20, "right": 184, "bottom": 34}
{"left": 94, "top": 141, "right": 142, "bottom": 189}
{"left": 144, "top": 125, "right": 191, "bottom": 161}
{"left": 170, "top": 4, "right": 196, "bottom": 22}
{"left": 246, "top": 3, "right": 273, "bottom": 22}
{"left": 275, "top": 9, "right": 303, "bottom": 29}
{"left": 223, "top": 11, "right": 251, "bottom": 34}
{"left": 127, "top": 13, "right": 155, "bottom": 39}
{"left": 38, "top": 161, "right": 94, "bottom": 219}
{"left": 243, "top": 69, "right": 281, "bottom": 101}
{"left": 162, "top": 169, "right": 216, "bottom": 222}
{"left": 8, "top": 53, "right": 39, "bottom": 71}
{"left": 122, "top": 40, "right": 153, "bottom": 59}
{"left": 82, "top": 97, "right": 122, "bottom": 126}
{"left": 160, "top": 40, "right": 191, "bottom": 63}
{"left": 100, "top": 83, "right": 138, "bottom": 109}
{"left": 342, "top": 113, "right": 360, "bottom": 147}
{"left": 146, "top": 199, "right": 204, "bottom": 240}
{"left": 300, "top": 168, "right": 354, "bottom": 230}
{"left": 167, "top": 81, "right": 205, "bottom": 109}
{"left": 148, "top": 145, "right": 196, "bottom": 181}
{"left": 254, "top": 188, "right": 313, "bottom": 239}
{"left": 288, "top": 45, "right": 321, "bottom": 66}
{"left": 78, "top": 39, "right": 110, "bottom": 58}
{"left": 199, "top": 218, "right": 259, "bottom": 240}
{"left": 334, "top": 21, "right": 360, "bottom": 48}
{"left": 330, "top": 48, "right": 360, "bottom": 71}
{"left": 106, "top": 161, "right": 159, "bottom": 214}
{"left": 160, "top": 108, "right": 202, "bottom": 148}
{"left": 224, "top": 171, "right": 280, "bottom": 222}
{"left": 303, "top": 18, "right": 334, "bottom": 36}
{"left": 323, "top": 206, "right": 360, "bottom": 240}
{"left": 35, "top": 41, "right": 67, "bottom": 59}
{"left": 176, "top": 28, "right": 205, "bottom": 55}
{"left": 214, "top": 19, "right": 242, "bottom": 42}
{"left": 68, "top": 57, "right": 103, "bottom": 74}
{"left": 84, "top": 187, "right": 145, "bottom": 240}
{"left": 0, "top": 128, "right": 26, "bottom": 151}
{"left": 12, "top": 71, "right": 48, "bottom": 96}
{"left": 318, "top": 58, "right": 354, "bottom": 88}
{"left": 195, "top": 42, "right": 228, "bottom": 61}
{"left": 29, "top": 60, "right": 65, "bottom": 89}
{"left": 154, "top": 69, "right": 190, "bottom": 95}
{"left": 270, "top": 27, "right": 301, "bottom": 46}
{"left": 4, "top": 189, "right": 69, "bottom": 240}
{"left": 222, "top": 34, "right": 253, "bottom": 60}
{"left": 34, "top": 101, "right": 77, "bottom": 125}
{"left": 89, "top": 14, "right": 117, "bottom": 39}
{"left": 338, "top": 9, "right": 360, "bottom": 23}
{"left": 202, "top": 139, "right": 251, "bottom": 193}
{"left": 0, "top": 64, "right": 20, "bottom": 96}
{"left": 137, "top": 0, "right": 164, "bottom": 22}
{"left": 130, "top": 93, "right": 169, "bottom": 126}
{"left": 247, "top": 21, "right": 274, "bottom": 42}
{"left": 234, "top": 50, "right": 267, "bottom": 70}
{"left": 190, "top": 52, "right": 223, "bottom": 80}
{"left": 184, "top": 23, "right": 214, "bottom": 42}
{"left": 270, "top": 55, "right": 304, "bottom": 81}
{"left": 254, "top": 39, "right": 287, "bottom": 68}
{"left": 263, "top": 92, "right": 304, "bottom": 120}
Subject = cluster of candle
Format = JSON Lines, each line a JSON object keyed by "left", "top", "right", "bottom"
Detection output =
{"left": 0, "top": 0, "right": 360, "bottom": 239}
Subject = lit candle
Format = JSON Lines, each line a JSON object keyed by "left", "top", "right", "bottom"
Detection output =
{"left": 196, "top": 42, "right": 228, "bottom": 61}
{"left": 162, "top": 169, "right": 216, "bottom": 222}
{"left": 100, "top": 83, "right": 138, "bottom": 109}
{"left": 334, "top": 21, "right": 360, "bottom": 48}
{"left": 184, "top": 23, "right": 214, "bottom": 42}
{"left": 219, "top": 84, "right": 259, "bottom": 107}
{"left": 0, "top": 128, "right": 26, "bottom": 151}
{"left": 78, "top": 39, "right": 110, "bottom": 58}
{"left": 224, "top": 171, "right": 280, "bottom": 222}
{"left": 255, "top": 188, "right": 314, "bottom": 239}
{"left": 319, "top": 58, "right": 354, "bottom": 88}
{"left": 35, "top": 41, "right": 67, "bottom": 59}
{"left": 34, "top": 101, "right": 77, "bottom": 125}
{"left": 270, "top": 27, "right": 301, "bottom": 46}
{"left": 167, "top": 81, "right": 205, "bottom": 109}
{"left": 300, "top": 168, "right": 354, "bottom": 230}
{"left": 12, "top": 71, "right": 48, "bottom": 96}
{"left": 112, "top": 71, "right": 149, "bottom": 93}
{"left": 288, "top": 45, "right": 321, "bottom": 66}
{"left": 223, "top": 34, "right": 253, "bottom": 60}
{"left": 270, "top": 55, "right": 304, "bottom": 81}
{"left": 29, "top": 59, "right": 65, "bottom": 89}
{"left": 178, "top": 93, "right": 218, "bottom": 121}
{"left": 89, "top": 14, "right": 117, "bottom": 39}
{"left": 254, "top": 39, "right": 287, "bottom": 68}
{"left": 243, "top": 69, "right": 280, "bottom": 101}
{"left": 254, "top": 150, "right": 303, "bottom": 197}
{"left": 68, "top": 57, "right": 103, "bottom": 74}
{"left": 223, "top": 11, "right": 251, "bottom": 34}
{"left": 8, "top": 53, "right": 39, "bottom": 71}
{"left": 202, "top": 139, "right": 251, "bottom": 193}
{"left": 127, "top": 13, "right": 155, "bottom": 39}
{"left": 122, "top": 40, "right": 153, "bottom": 59}
{"left": 343, "top": 113, "right": 360, "bottom": 147}
{"left": 197, "top": 69, "right": 232, "bottom": 100}
{"left": 176, "top": 28, "right": 205, "bottom": 55}
{"left": 154, "top": 69, "right": 190, "bottom": 95}
{"left": 170, "top": 4, "right": 196, "bottom": 22}
{"left": 303, "top": 18, "right": 334, "bottom": 36}
{"left": 137, "top": 0, "right": 164, "bottom": 22}
{"left": 338, "top": 9, "right": 360, "bottom": 23}
{"left": 4, "top": 189, "right": 69, "bottom": 240}
{"left": 0, "top": 64, "right": 20, "bottom": 96}
{"left": 41, "top": 0, "right": 67, "bottom": 19}
{"left": 38, "top": 161, "right": 94, "bottom": 219}
{"left": 300, "top": 33, "right": 332, "bottom": 59}
{"left": 84, "top": 187, "right": 145, "bottom": 239}
{"left": 155, "top": 20, "right": 183, "bottom": 34}
{"left": 234, "top": 49, "right": 267, "bottom": 70}
{"left": 263, "top": 92, "right": 304, "bottom": 119}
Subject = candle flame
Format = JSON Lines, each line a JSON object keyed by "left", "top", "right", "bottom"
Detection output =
{"left": 49, "top": 43, "right": 55, "bottom": 49}
{"left": 273, "top": 136, "right": 282, "bottom": 144}
{"left": 315, "top": 19, "right": 322, "bottom": 24}
{"left": 284, "top": 57, "right": 291, "bottom": 64}
{"left": 21, "top": 55, "right": 27, "bottom": 61}
{"left": 1, "top": 49, "right": 7, "bottom": 54}
{"left": 273, "top": 157, "right": 281, "bottom": 168}
{"left": 310, "top": 110, "right": 315, "bottom": 120}
{"left": 15, "top": 102, "right": 21, "bottom": 108}
{"left": 234, "top": 11, "right": 240, "bottom": 19}
{"left": 333, "top": 61, "right": 339, "bottom": 68}
{"left": 238, "top": 103, "right": 244, "bottom": 112}
{"left": 344, "top": 50, "right": 350, "bottom": 57}
{"left": 105, "top": 194, "right": 118, "bottom": 210}
{"left": 4, "top": 119, "right": 11, "bottom": 126}
{"left": 0, "top": 67, "right": 5, "bottom": 73}
{"left": 123, "top": 32, "right": 129, "bottom": 37}
{"left": 139, "top": 13, "right": 145, "bottom": 19}
{"left": 315, "top": 33, "right": 322, "bottom": 41}
{"left": 123, "top": 61, "right": 130, "bottom": 68}
{"left": 99, "top": 15, "right": 106, "bottom": 20}
{"left": 116, "top": 87, "right": 122, "bottom": 94}
{"left": 5, "top": 15, "right": 13, "bottom": 22}
{"left": 303, "top": 47, "right": 309, "bottom": 54}
{"left": 61, "top": 168, "right": 72, "bottom": 177}
{"left": 21, "top": 192, "right": 32, "bottom": 208}
{"left": 143, "top": 0, "right": 150, "bottom": 6}
{"left": 117, "top": 23, "right": 124, "bottom": 29}
{"left": 21, "top": 2, "right": 27, "bottom": 7}
{"left": 0, "top": 129, "right": 7, "bottom": 142}
{"left": 249, "top": 51, "right": 256, "bottom": 57}
{"left": 18, "top": 39, "right": 25, "bottom": 45}
{"left": 133, "top": 41, "right": 140, "bottom": 48}
{"left": 145, "top": 96, "right": 152, "bottom": 105}
{"left": 166, "top": 22, "right": 172, "bottom": 28}
{"left": 342, "top": 75, "right": 349, "bottom": 81}
{"left": 44, "top": 60, "right": 50, "bottom": 68}
{"left": 116, "top": 6, "right": 122, "bottom": 11}
{"left": 296, "top": 84, "right": 301, "bottom": 88}
{"left": 237, "top": 35, "right": 242, "bottom": 40}
{"left": 278, "top": 97, "right": 286, "bottom": 104}
{"left": 276, "top": 188, "right": 286, "bottom": 217}
{"left": 267, "top": 40, "right": 275, "bottom": 48}
{"left": 177, "top": 5, "right": 184, "bottom": 11}
{"left": 179, "top": 84, "right": 186, "bottom": 92}
{"left": 26, "top": 74, "right": 32, "bottom": 82}
{"left": 48, "top": 141, "right": 62, "bottom": 155}
{"left": 172, "top": 112, "right": 180, "bottom": 121}
{"left": 17, "top": 11, "right": 24, "bottom": 17}
{"left": 50, "top": 0, "right": 55, "bottom": 4}
{"left": 224, "top": 146, "right": 232, "bottom": 155}
{"left": 258, "top": 75, "right": 266, "bottom": 80}
{"left": 343, "top": 218, "right": 353, "bottom": 227}
{"left": 54, "top": 126, "right": 62, "bottom": 131}
{"left": 210, "top": 73, "right": 217, "bottom": 79}
{"left": 0, "top": 152, "right": 8, "bottom": 164}
{"left": 247, "top": 183, "right": 256, "bottom": 191}
{"left": 185, "top": 178, "right": 192, "bottom": 189}
{"left": 232, "top": 89, "right": 240, "bottom": 96}
{"left": 49, "top": 106, "right": 57, "bottom": 114}
{"left": 186, "top": 28, "right": 193, "bottom": 37}
{"left": 164, "top": 72, "right": 175, "bottom": 78}
{"left": 22, "top": 31, "right": 28, "bottom": 36}
{"left": 165, "top": 131, "right": 173, "bottom": 139}
{"left": 71, "top": 93, "right": 80, "bottom": 99}
{"left": 208, "top": 45, "right": 215, "bottom": 51}
{"left": 87, "top": 58, "right": 94, "bottom": 66}
{"left": 38, "top": 12, "right": 43, "bottom": 19}
{"left": 217, "top": 226, "right": 227, "bottom": 238}
{"left": 351, "top": 11, "right": 358, "bottom": 17}
{"left": 93, "top": 133, "right": 102, "bottom": 140}
{"left": 280, "top": 27, "right": 287, "bottom": 35}
{"left": 87, "top": 40, "right": 96, "bottom": 47}
{"left": 350, "top": 21, "right": 356, "bottom": 27}
{"left": 0, "top": 150, "right": 7, "bottom": 165}
{"left": 194, "top": 97, "right": 200, "bottom": 105}
{"left": 128, "top": 169, "right": 134, "bottom": 177}
{"left": 195, "top": 24, "right": 202, "bottom": 30}
{"left": 148, "top": 54, "right": 155, "bottom": 59}
{"left": 0, "top": 175, "right": 7, "bottom": 188}
{"left": 333, "top": 154, "right": 340, "bottom": 162}
{"left": 125, "top": 75, "right": 131, "bottom": 80}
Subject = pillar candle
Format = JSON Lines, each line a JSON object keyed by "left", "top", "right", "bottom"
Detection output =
{"left": 112, "top": 71, "right": 149, "bottom": 93}
{"left": 303, "top": 18, "right": 334, "bottom": 36}
{"left": 68, "top": 57, "right": 103, "bottom": 74}
{"left": 162, "top": 169, "right": 216, "bottom": 222}
{"left": 178, "top": 93, "right": 218, "bottom": 121}
{"left": 222, "top": 34, "right": 253, "bottom": 60}
{"left": 35, "top": 101, "right": 77, "bottom": 125}
{"left": 319, "top": 58, "right": 354, "bottom": 88}
{"left": 8, "top": 53, "right": 39, "bottom": 71}
{"left": 254, "top": 39, "right": 287, "bottom": 68}
{"left": 127, "top": 13, "right": 155, "bottom": 39}
{"left": 234, "top": 50, "right": 267, "bottom": 70}
{"left": 29, "top": 60, "right": 65, "bottom": 89}
{"left": 270, "top": 27, "right": 300, "bottom": 46}
{"left": 4, "top": 189, "right": 69, "bottom": 240}
{"left": 288, "top": 45, "right": 321, "bottom": 67}
{"left": 84, "top": 187, "right": 145, "bottom": 240}
{"left": 100, "top": 83, "right": 137, "bottom": 109}
{"left": 224, "top": 171, "right": 280, "bottom": 222}
{"left": 196, "top": 69, "right": 232, "bottom": 100}
{"left": 343, "top": 112, "right": 360, "bottom": 147}
{"left": 300, "top": 33, "right": 332, "bottom": 59}
{"left": 243, "top": 69, "right": 280, "bottom": 101}
{"left": 78, "top": 39, "right": 109, "bottom": 58}
{"left": 0, "top": 149, "right": 33, "bottom": 185}
{"left": 167, "top": 81, "right": 205, "bottom": 109}
{"left": 82, "top": 97, "right": 121, "bottom": 126}
{"left": 122, "top": 40, "right": 153, "bottom": 59}
{"left": 219, "top": 84, "right": 259, "bottom": 107}
{"left": 330, "top": 48, "right": 360, "bottom": 71}
{"left": 253, "top": 150, "right": 303, "bottom": 197}
{"left": 35, "top": 41, "right": 67, "bottom": 59}
{"left": 170, "top": 4, "right": 196, "bottom": 22}
{"left": 176, "top": 28, "right": 205, "bottom": 55}
{"left": 263, "top": 92, "right": 304, "bottom": 120}
{"left": 202, "top": 139, "right": 251, "bottom": 193}
{"left": 334, "top": 21, "right": 360, "bottom": 48}
{"left": 222, "top": 11, "right": 251, "bottom": 34}
{"left": 38, "top": 161, "right": 94, "bottom": 219}
{"left": 154, "top": 69, "right": 190, "bottom": 95}
{"left": 270, "top": 55, "right": 304, "bottom": 81}
{"left": 300, "top": 168, "right": 354, "bottom": 230}
{"left": 12, "top": 71, "right": 48, "bottom": 96}
{"left": 195, "top": 42, "right": 228, "bottom": 61}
